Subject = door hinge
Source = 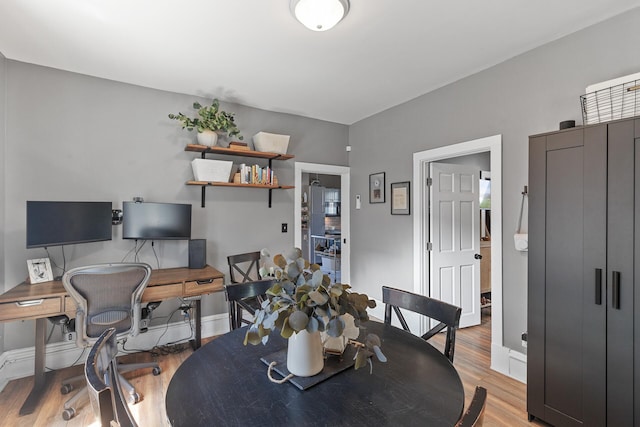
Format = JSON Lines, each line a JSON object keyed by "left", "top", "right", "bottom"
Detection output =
{"left": 426, "top": 177, "right": 433, "bottom": 186}
{"left": 426, "top": 242, "right": 433, "bottom": 251}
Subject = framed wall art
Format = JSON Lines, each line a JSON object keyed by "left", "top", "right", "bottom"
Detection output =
{"left": 27, "top": 258, "right": 54, "bottom": 284}
{"left": 391, "top": 181, "right": 411, "bottom": 215}
{"left": 369, "top": 172, "right": 385, "bottom": 203}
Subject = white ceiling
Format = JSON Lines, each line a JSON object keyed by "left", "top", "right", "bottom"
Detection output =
{"left": 1, "top": 0, "right": 639, "bottom": 125}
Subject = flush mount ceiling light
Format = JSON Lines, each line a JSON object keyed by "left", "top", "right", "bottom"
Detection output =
{"left": 290, "top": 0, "right": 350, "bottom": 32}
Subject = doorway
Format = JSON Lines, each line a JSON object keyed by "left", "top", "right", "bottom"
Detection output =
{"left": 294, "top": 162, "right": 350, "bottom": 284}
{"left": 413, "top": 135, "right": 503, "bottom": 370}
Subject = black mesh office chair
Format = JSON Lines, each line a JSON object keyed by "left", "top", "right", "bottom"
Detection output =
{"left": 85, "top": 327, "right": 138, "bottom": 427}
{"left": 382, "top": 285, "right": 462, "bottom": 362}
{"left": 226, "top": 251, "right": 263, "bottom": 329}
{"left": 60, "top": 263, "right": 161, "bottom": 420}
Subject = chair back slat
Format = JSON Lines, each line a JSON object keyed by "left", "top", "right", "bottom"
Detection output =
{"left": 224, "top": 279, "right": 275, "bottom": 330}
{"left": 227, "top": 251, "right": 261, "bottom": 283}
{"left": 382, "top": 285, "right": 462, "bottom": 362}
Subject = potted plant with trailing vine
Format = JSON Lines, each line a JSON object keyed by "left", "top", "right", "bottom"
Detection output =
{"left": 168, "top": 99, "right": 243, "bottom": 147}
{"left": 245, "top": 248, "right": 386, "bottom": 377}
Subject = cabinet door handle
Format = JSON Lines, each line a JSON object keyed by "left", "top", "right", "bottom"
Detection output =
{"left": 595, "top": 268, "right": 602, "bottom": 305}
{"left": 16, "top": 299, "right": 44, "bottom": 307}
{"left": 612, "top": 271, "right": 621, "bottom": 310}
{"left": 196, "top": 279, "right": 214, "bottom": 285}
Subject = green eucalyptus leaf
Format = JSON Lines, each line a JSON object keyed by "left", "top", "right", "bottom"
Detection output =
{"left": 354, "top": 349, "right": 369, "bottom": 370}
{"left": 311, "top": 269, "right": 323, "bottom": 286}
{"left": 326, "top": 317, "right": 345, "bottom": 337}
{"left": 306, "top": 316, "right": 319, "bottom": 333}
{"left": 244, "top": 327, "right": 261, "bottom": 346}
{"left": 286, "top": 248, "right": 301, "bottom": 260}
{"left": 287, "top": 262, "right": 301, "bottom": 278}
{"left": 308, "top": 290, "right": 329, "bottom": 305}
{"left": 280, "top": 317, "right": 294, "bottom": 338}
{"left": 273, "top": 254, "right": 287, "bottom": 268}
{"left": 288, "top": 310, "right": 309, "bottom": 331}
{"left": 259, "top": 266, "right": 269, "bottom": 278}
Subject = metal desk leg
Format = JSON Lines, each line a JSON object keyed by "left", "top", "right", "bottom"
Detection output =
{"left": 19, "top": 318, "right": 53, "bottom": 415}
{"left": 190, "top": 299, "right": 202, "bottom": 351}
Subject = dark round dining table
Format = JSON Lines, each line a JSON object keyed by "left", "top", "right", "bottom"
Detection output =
{"left": 165, "top": 321, "right": 464, "bottom": 426}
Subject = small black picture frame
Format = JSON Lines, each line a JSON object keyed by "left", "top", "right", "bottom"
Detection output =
{"left": 391, "top": 181, "right": 410, "bottom": 215}
{"left": 369, "top": 172, "right": 385, "bottom": 203}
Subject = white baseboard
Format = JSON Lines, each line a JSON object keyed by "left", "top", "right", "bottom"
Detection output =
{"left": 0, "top": 313, "right": 230, "bottom": 392}
{"left": 491, "top": 343, "right": 527, "bottom": 383}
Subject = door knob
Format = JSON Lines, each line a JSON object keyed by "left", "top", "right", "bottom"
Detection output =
{"left": 474, "top": 254, "right": 482, "bottom": 260}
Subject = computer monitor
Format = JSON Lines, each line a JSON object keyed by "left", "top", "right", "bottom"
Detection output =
{"left": 122, "top": 201, "right": 192, "bottom": 240}
{"left": 26, "top": 201, "right": 113, "bottom": 248}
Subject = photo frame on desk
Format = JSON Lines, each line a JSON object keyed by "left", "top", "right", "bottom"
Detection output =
{"left": 391, "top": 181, "right": 411, "bottom": 215}
{"left": 369, "top": 172, "right": 385, "bottom": 203}
{"left": 27, "top": 258, "right": 53, "bottom": 284}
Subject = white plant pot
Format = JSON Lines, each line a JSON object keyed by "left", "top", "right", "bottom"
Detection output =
{"left": 286, "top": 329, "right": 324, "bottom": 377}
{"left": 196, "top": 130, "right": 219, "bottom": 147}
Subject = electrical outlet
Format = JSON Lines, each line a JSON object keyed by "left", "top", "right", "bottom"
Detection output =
{"left": 281, "top": 223, "right": 288, "bottom": 233}
{"left": 65, "top": 331, "right": 77, "bottom": 342}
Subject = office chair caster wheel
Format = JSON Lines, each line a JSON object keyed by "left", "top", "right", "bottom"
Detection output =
{"left": 129, "top": 392, "right": 141, "bottom": 404}
{"left": 152, "top": 367, "right": 161, "bottom": 376}
{"left": 62, "top": 408, "right": 76, "bottom": 420}
{"left": 60, "top": 384, "right": 73, "bottom": 394}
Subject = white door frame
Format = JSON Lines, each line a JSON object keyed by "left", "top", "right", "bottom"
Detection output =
{"left": 294, "top": 162, "right": 350, "bottom": 284}
{"left": 413, "top": 135, "right": 504, "bottom": 373}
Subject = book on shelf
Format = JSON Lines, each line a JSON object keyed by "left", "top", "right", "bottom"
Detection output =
{"left": 237, "top": 163, "right": 277, "bottom": 185}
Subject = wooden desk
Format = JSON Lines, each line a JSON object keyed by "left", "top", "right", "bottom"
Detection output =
{"left": 0, "top": 265, "right": 224, "bottom": 416}
{"left": 166, "top": 321, "right": 464, "bottom": 426}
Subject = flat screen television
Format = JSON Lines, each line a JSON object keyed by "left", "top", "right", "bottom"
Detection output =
{"left": 26, "top": 201, "right": 113, "bottom": 248}
{"left": 122, "top": 201, "right": 192, "bottom": 240}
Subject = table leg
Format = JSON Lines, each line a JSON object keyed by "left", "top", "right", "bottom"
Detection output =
{"left": 19, "top": 318, "right": 53, "bottom": 415}
{"left": 190, "top": 299, "right": 202, "bottom": 351}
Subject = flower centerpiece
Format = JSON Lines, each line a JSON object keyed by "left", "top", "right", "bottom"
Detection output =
{"left": 168, "top": 99, "right": 243, "bottom": 146}
{"left": 244, "top": 248, "right": 385, "bottom": 375}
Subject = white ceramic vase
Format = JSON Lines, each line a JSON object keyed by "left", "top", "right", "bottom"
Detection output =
{"left": 286, "top": 329, "right": 324, "bottom": 377}
{"left": 196, "top": 130, "right": 219, "bottom": 147}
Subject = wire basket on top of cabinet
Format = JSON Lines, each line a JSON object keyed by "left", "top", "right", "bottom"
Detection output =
{"left": 580, "top": 78, "right": 640, "bottom": 125}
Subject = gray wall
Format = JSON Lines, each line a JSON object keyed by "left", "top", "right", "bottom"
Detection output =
{"left": 0, "top": 52, "right": 6, "bottom": 354}
{"left": 2, "top": 61, "right": 348, "bottom": 351}
{"left": 349, "top": 8, "right": 640, "bottom": 351}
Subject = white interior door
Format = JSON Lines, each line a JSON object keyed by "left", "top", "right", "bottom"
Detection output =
{"left": 429, "top": 162, "right": 481, "bottom": 328}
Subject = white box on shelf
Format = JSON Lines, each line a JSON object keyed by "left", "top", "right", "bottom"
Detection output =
{"left": 252, "top": 132, "right": 290, "bottom": 154}
{"left": 191, "top": 159, "right": 233, "bottom": 182}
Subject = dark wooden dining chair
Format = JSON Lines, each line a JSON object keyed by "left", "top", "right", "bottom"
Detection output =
{"left": 227, "top": 251, "right": 261, "bottom": 283}
{"left": 382, "top": 285, "right": 462, "bottom": 362}
{"left": 226, "top": 251, "right": 264, "bottom": 330}
{"left": 455, "top": 386, "right": 487, "bottom": 427}
{"left": 85, "top": 327, "right": 138, "bottom": 427}
{"left": 225, "top": 279, "right": 275, "bottom": 330}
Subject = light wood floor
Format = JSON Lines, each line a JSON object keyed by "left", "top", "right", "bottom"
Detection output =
{"left": 1, "top": 309, "right": 547, "bottom": 426}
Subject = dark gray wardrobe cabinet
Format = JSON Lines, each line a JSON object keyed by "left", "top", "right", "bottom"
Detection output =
{"left": 528, "top": 117, "right": 640, "bottom": 426}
